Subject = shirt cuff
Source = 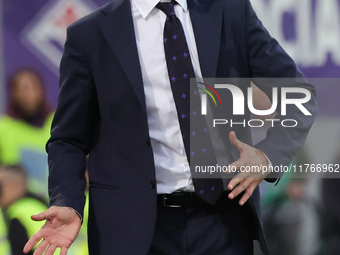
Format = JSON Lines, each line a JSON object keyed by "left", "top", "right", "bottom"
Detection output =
{"left": 261, "top": 151, "right": 273, "bottom": 168}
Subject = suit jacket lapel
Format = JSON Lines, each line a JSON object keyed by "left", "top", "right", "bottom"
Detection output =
{"left": 188, "top": 2, "right": 242, "bottom": 162}
{"left": 96, "top": 0, "right": 224, "bottom": 113}
{"left": 188, "top": 1, "right": 224, "bottom": 78}
{"left": 97, "top": 0, "right": 146, "bottom": 114}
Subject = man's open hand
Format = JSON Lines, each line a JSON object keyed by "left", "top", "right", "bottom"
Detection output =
{"left": 23, "top": 206, "right": 81, "bottom": 255}
{"left": 227, "top": 131, "right": 270, "bottom": 206}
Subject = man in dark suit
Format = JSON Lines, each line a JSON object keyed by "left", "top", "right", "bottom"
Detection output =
{"left": 24, "top": 0, "right": 316, "bottom": 254}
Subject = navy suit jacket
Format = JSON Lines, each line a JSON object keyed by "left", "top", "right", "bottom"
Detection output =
{"left": 47, "top": 0, "right": 317, "bottom": 254}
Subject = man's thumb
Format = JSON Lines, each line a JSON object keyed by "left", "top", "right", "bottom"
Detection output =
{"left": 229, "top": 131, "right": 246, "bottom": 151}
{"left": 31, "top": 206, "right": 58, "bottom": 221}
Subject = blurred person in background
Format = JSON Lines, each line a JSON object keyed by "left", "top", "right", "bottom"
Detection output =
{"left": 251, "top": 85, "right": 320, "bottom": 255}
{"left": 0, "top": 164, "right": 47, "bottom": 255}
{"left": 260, "top": 149, "right": 321, "bottom": 255}
{"left": 0, "top": 69, "right": 88, "bottom": 255}
{"left": 0, "top": 67, "right": 54, "bottom": 199}
{"left": 0, "top": 207, "right": 11, "bottom": 255}
{"left": 321, "top": 148, "right": 340, "bottom": 255}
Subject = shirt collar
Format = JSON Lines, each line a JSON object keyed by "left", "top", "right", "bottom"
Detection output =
{"left": 132, "top": 0, "right": 188, "bottom": 19}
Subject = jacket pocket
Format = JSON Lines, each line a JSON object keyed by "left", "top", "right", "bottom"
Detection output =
{"left": 89, "top": 182, "right": 119, "bottom": 190}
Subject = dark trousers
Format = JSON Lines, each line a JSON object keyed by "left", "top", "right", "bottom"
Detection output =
{"left": 148, "top": 194, "right": 256, "bottom": 255}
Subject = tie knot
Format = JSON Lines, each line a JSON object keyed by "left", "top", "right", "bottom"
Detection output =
{"left": 156, "top": 1, "right": 177, "bottom": 18}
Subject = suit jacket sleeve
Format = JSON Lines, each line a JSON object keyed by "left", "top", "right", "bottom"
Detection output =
{"left": 46, "top": 26, "right": 99, "bottom": 217}
{"left": 245, "top": 0, "right": 317, "bottom": 177}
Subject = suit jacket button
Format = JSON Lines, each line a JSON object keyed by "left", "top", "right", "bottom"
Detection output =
{"left": 150, "top": 180, "right": 156, "bottom": 189}
{"left": 145, "top": 137, "right": 151, "bottom": 147}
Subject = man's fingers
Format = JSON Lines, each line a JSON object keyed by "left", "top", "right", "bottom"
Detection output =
{"left": 24, "top": 232, "right": 44, "bottom": 253}
{"left": 60, "top": 247, "right": 69, "bottom": 255}
{"left": 227, "top": 172, "right": 248, "bottom": 190}
{"left": 31, "top": 207, "right": 58, "bottom": 221}
{"left": 229, "top": 131, "right": 247, "bottom": 152}
{"left": 33, "top": 239, "right": 48, "bottom": 255}
{"left": 44, "top": 244, "right": 57, "bottom": 255}
{"left": 228, "top": 176, "right": 240, "bottom": 190}
{"left": 239, "top": 183, "right": 258, "bottom": 206}
{"left": 25, "top": 207, "right": 59, "bottom": 254}
{"left": 228, "top": 177, "right": 252, "bottom": 199}
{"left": 228, "top": 158, "right": 243, "bottom": 174}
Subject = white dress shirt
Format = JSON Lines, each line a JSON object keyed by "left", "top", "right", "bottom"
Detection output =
{"left": 131, "top": 0, "right": 272, "bottom": 194}
{"left": 131, "top": 0, "right": 201, "bottom": 193}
